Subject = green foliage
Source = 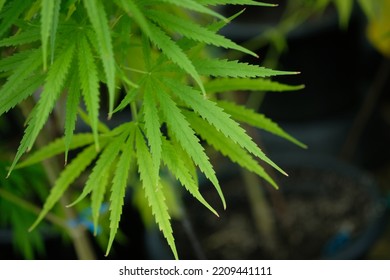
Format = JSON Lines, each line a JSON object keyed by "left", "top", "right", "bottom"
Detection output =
{"left": 0, "top": 0, "right": 304, "bottom": 258}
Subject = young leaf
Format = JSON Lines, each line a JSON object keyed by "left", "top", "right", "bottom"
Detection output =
{"left": 185, "top": 111, "right": 278, "bottom": 189}
{"left": 218, "top": 100, "right": 306, "bottom": 148}
{"left": 135, "top": 127, "right": 178, "bottom": 259}
{"left": 77, "top": 35, "right": 100, "bottom": 150}
{"left": 29, "top": 144, "right": 98, "bottom": 231}
{"left": 161, "top": 137, "right": 218, "bottom": 216}
{"left": 205, "top": 77, "right": 305, "bottom": 93}
{"left": 83, "top": 0, "right": 116, "bottom": 118}
{"left": 155, "top": 80, "right": 225, "bottom": 209}
{"left": 147, "top": 10, "right": 257, "bottom": 57}
{"left": 16, "top": 133, "right": 94, "bottom": 169}
{"left": 194, "top": 58, "right": 297, "bottom": 78}
{"left": 106, "top": 125, "right": 135, "bottom": 255}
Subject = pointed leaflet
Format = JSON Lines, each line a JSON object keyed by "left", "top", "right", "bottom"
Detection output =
{"left": 159, "top": 0, "right": 225, "bottom": 20}
{"left": 29, "top": 144, "right": 98, "bottom": 231}
{"left": 0, "top": 28, "right": 40, "bottom": 47}
{"left": 135, "top": 127, "right": 178, "bottom": 259}
{"left": 16, "top": 133, "right": 94, "bottom": 169}
{"left": 194, "top": 58, "right": 297, "bottom": 78}
{"left": 154, "top": 80, "right": 225, "bottom": 209}
{"left": 91, "top": 161, "right": 110, "bottom": 236}
{"left": 0, "top": 73, "right": 45, "bottom": 117}
{"left": 185, "top": 111, "right": 278, "bottom": 189}
{"left": 161, "top": 77, "right": 287, "bottom": 176}
{"left": 218, "top": 101, "right": 306, "bottom": 148}
{"left": 197, "top": 0, "right": 275, "bottom": 6}
{"left": 143, "top": 79, "right": 162, "bottom": 184}
{"left": 106, "top": 125, "right": 135, "bottom": 255}
{"left": 64, "top": 69, "right": 81, "bottom": 164}
{"left": 147, "top": 10, "right": 257, "bottom": 57}
{"left": 144, "top": 20, "right": 205, "bottom": 95}
{"left": 7, "top": 43, "right": 75, "bottom": 175}
{"left": 41, "top": 0, "right": 61, "bottom": 70}
{"left": 26, "top": 43, "right": 75, "bottom": 150}
{"left": 205, "top": 78, "right": 304, "bottom": 93}
{"left": 77, "top": 35, "right": 100, "bottom": 150}
{"left": 68, "top": 131, "right": 128, "bottom": 207}
{"left": 161, "top": 137, "right": 218, "bottom": 216}
{"left": 0, "top": 49, "right": 42, "bottom": 116}
{"left": 0, "top": 49, "right": 36, "bottom": 72}
{"left": 83, "top": 0, "right": 115, "bottom": 118}
{"left": 115, "top": 0, "right": 151, "bottom": 36}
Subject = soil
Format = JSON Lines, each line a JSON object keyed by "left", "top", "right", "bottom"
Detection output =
{"left": 172, "top": 164, "right": 382, "bottom": 259}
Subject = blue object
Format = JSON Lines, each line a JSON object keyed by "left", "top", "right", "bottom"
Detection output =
{"left": 67, "top": 203, "right": 109, "bottom": 235}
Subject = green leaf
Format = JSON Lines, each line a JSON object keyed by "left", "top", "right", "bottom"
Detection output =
{"left": 0, "top": 0, "right": 30, "bottom": 37}
{"left": 68, "top": 131, "right": 128, "bottom": 208}
{"left": 0, "top": 49, "right": 35, "bottom": 72}
{"left": 143, "top": 79, "right": 162, "bottom": 184}
{"left": 115, "top": 0, "right": 151, "bottom": 36}
{"left": 64, "top": 70, "right": 81, "bottom": 164}
{"left": 0, "top": 73, "right": 45, "bottom": 116}
{"left": 77, "top": 35, "right": 100, "bottom": 150}
{"left": 147, "top": 10, "right": 257, "bottom": 57}
{"left": 197, "top": 0, "right": 275, "bottom": 7}
{"left": 113, "top": 87, "right": 138, "bottom": 113}
{"left": 334, "top": 0, "right": 354, "bottom": 28}
{"left": 41, "top": 0, "right": 61, "bottom": 70}
{"left": 218, "top": 100, "right": 306, "bottom": 148}
{"left": 194, "top": 58, "right": 297, "bottom": 78}
{"left": 8, "top": 42, "right": 75, "bottom": 175}
{"left": 159, "top": 0, "right": 226, "bottom": 20}
{"left": 162, "top": 77, "right": 287, "bottom": 176}
{"left": 155, "top": 80, "right": 225, "bottom": 209}
{"left": 135, "top": 127, "right": 178, "bottom": 259}
{"left": 16, "top": 133, "right": 94, "bottom": 169}
{"left": 161, "top": 137, "right": 218, "bottom": 216}
{"left": 0, "top": 49, "right": 42, "bottom": 116}
{"left": 29, "top": 144, "right": 98, "bottom": 231}
{"left": 91, "top": 161, "right": 110, "bottom": 236}
{"left": 205, "top": 78, "right": 305, "bottom": 93}
{"left": 106, "top": 125, "right": 135, "bottom": 255}
{"left": 146, "top": 21, "right": 205, "bottom": 95}
{"left": 84, "top": 0, "right": 116, "bottom": 118}
{"left": 185, "top": 111, "right": 278, "bottom": 189}
{"left": 0, "top": 28, "right": 41, "bottom": 47}
{"left": 26, "top": 42, "right": 75, "bottom": 150}
{"left": 0, "top": 0, "right": 6, "bottom": 12}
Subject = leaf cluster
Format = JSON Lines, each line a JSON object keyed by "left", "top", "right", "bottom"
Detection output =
{"left": 0, "top": 0, "right": 304, "bottom": 258}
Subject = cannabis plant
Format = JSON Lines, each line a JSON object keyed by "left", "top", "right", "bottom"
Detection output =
{"left": 0, "top": 0, "right": 304, "bottom": 259}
